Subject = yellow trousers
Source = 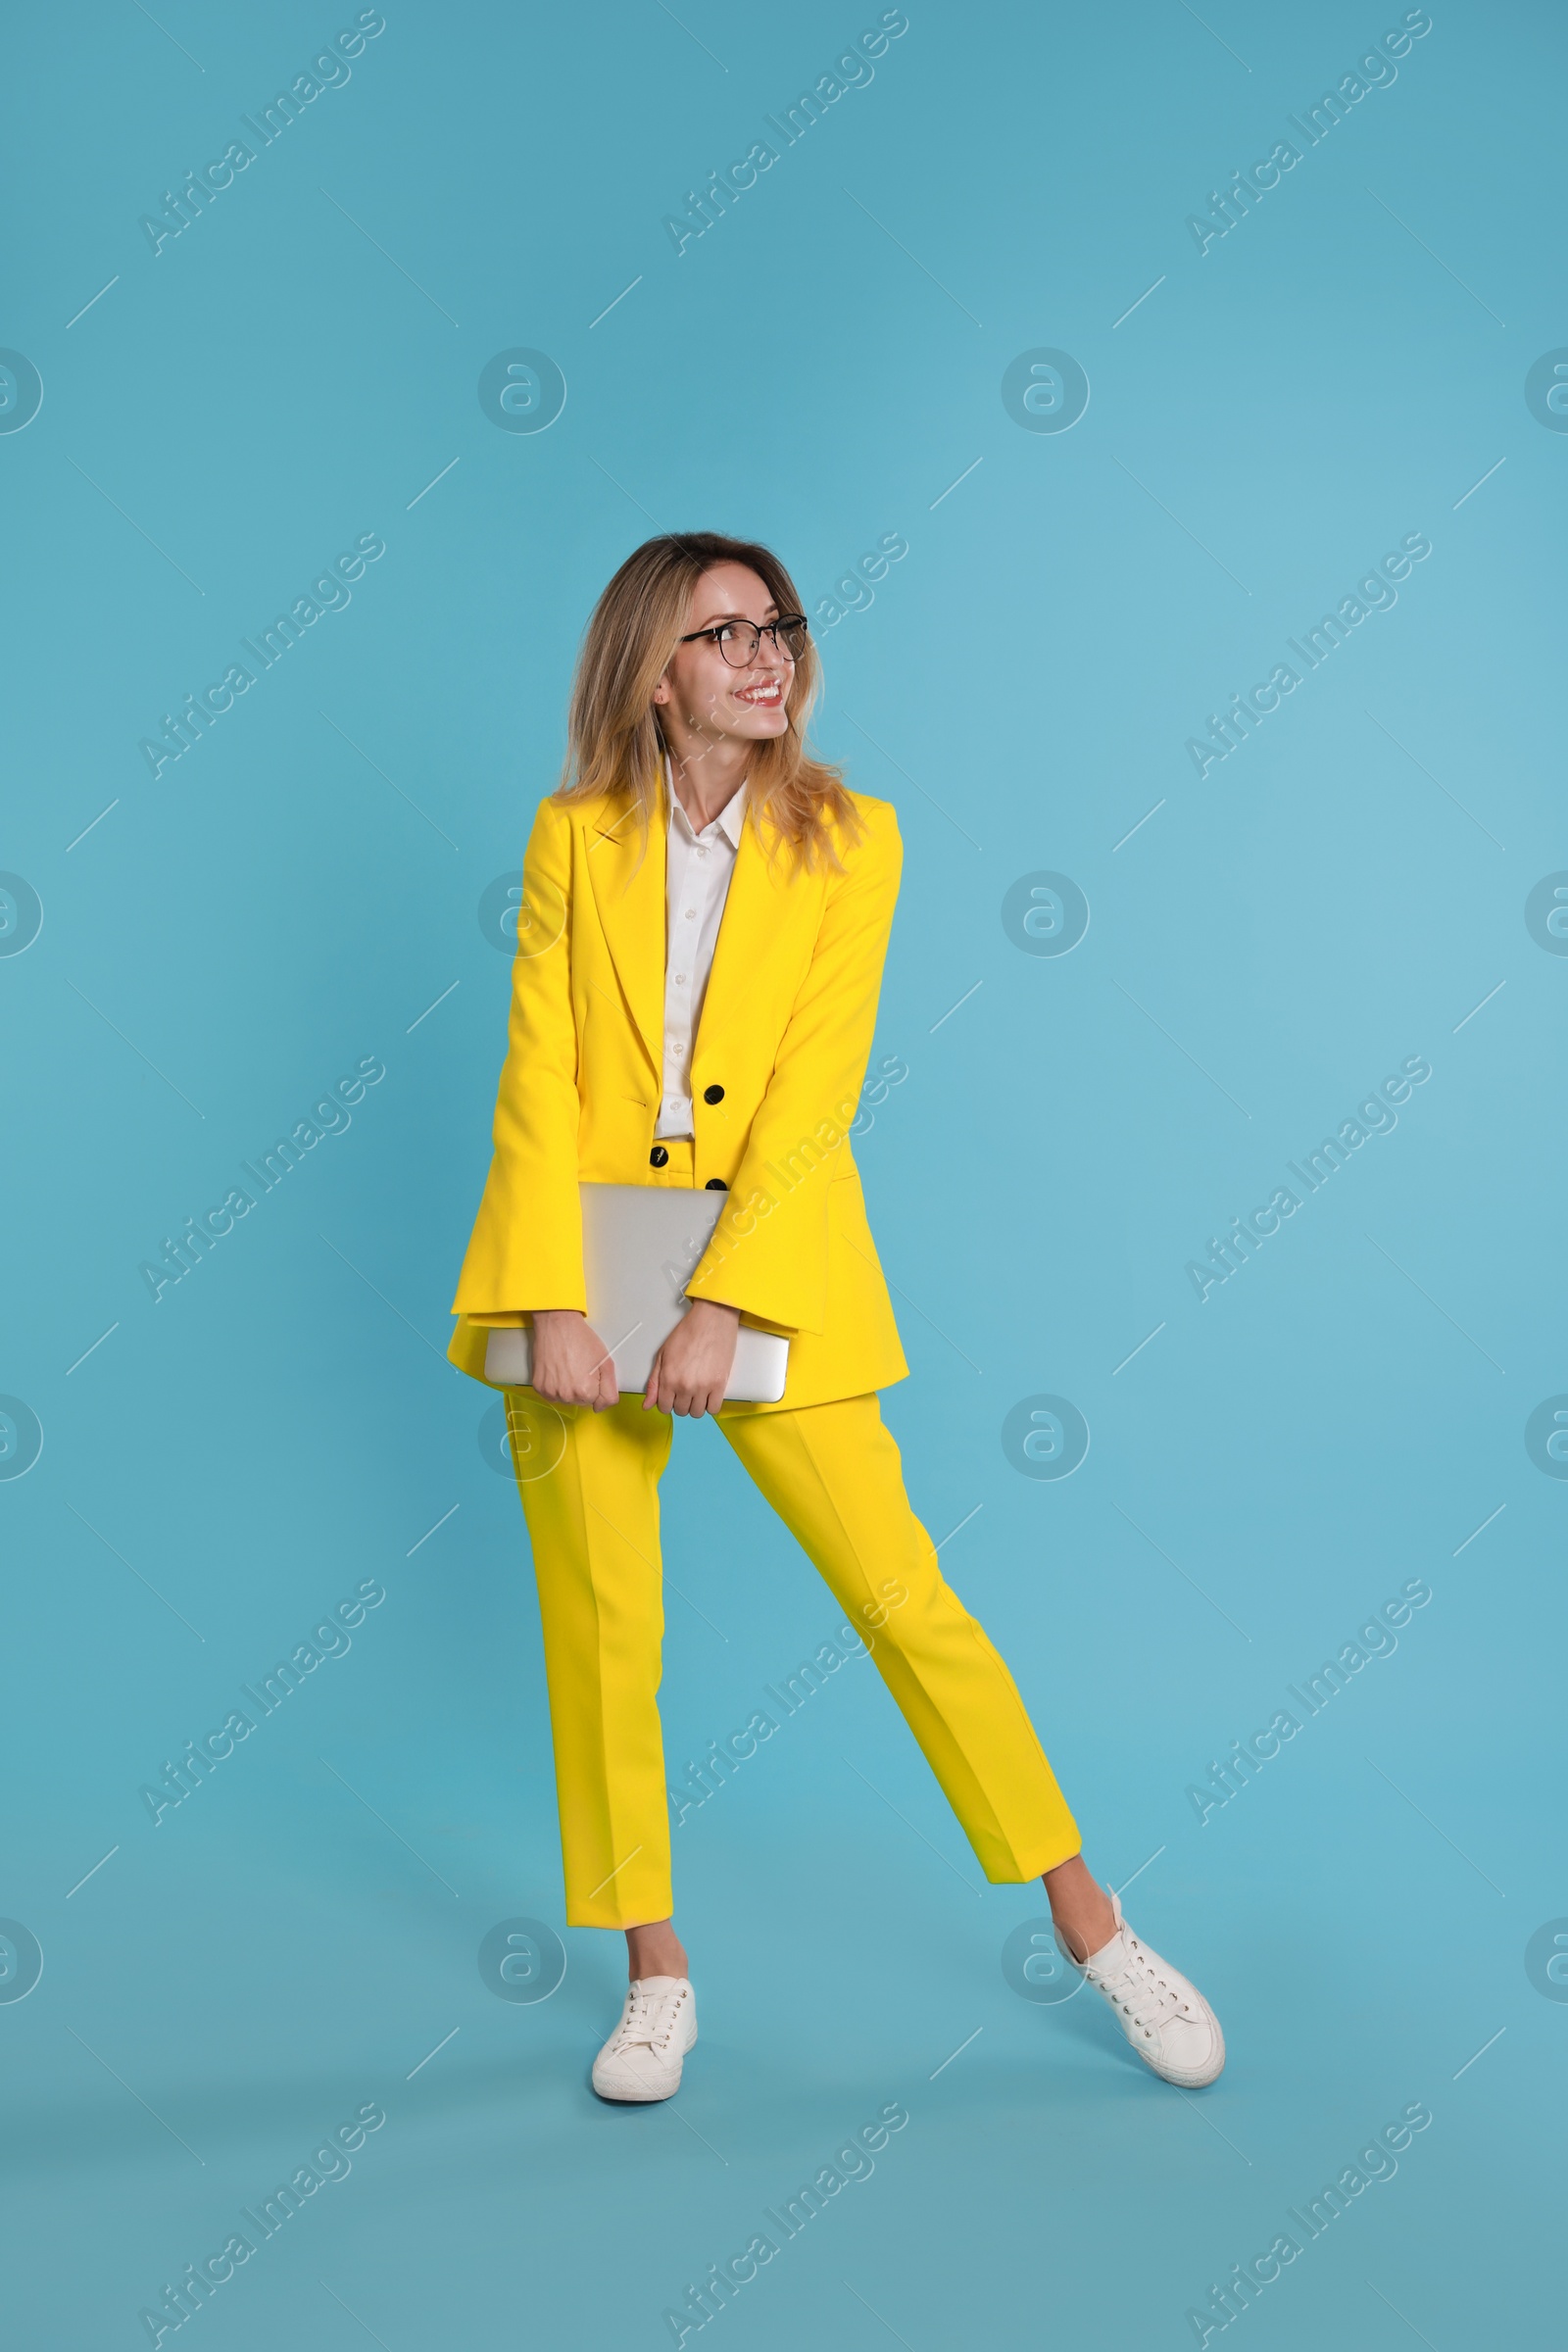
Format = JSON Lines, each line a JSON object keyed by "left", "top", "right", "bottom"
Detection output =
{"left": 507, "top": 1386, "right": 1081, "bottom": 1928}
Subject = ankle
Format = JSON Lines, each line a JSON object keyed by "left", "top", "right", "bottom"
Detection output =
{"left": 1054, "top": 1905, "right": 1114, "bottom": 1966}
{"left": 1042, "top": 1857, "right": 1116, "bottom": 1964}
{"left": 625, "top": 1922, "right": 688, "bottom": 1982}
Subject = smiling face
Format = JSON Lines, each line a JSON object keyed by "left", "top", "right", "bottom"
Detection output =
{"left": 653, "top": 562, "right": 796, "bottom": 751}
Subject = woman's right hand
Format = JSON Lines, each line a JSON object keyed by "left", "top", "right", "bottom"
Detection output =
{"left": 526, "top": 1309, "right": 620, "bottom": 1409}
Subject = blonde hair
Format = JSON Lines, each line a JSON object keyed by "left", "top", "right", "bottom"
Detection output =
{"left": 555, "top": 531, "right": 861, "bottom": 865}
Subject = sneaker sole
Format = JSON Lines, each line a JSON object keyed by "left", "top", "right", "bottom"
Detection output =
{"left": 1136, "top": 2014, "right": 1225, "bottom": 2088}
{"left": 590, "top": 2032, "right": 698, "bottom": 2104}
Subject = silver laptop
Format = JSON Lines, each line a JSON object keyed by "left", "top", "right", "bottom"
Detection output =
{"left": 483, "top": 1182, "right": 789, "bottom": 1403}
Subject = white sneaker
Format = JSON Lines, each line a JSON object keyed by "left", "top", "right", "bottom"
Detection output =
{"left": 1076, "top": 1894, "right": 1225, "bottom": 2087}
{"left": 590, "top": 1975, "right": 698, "bottom": 2102}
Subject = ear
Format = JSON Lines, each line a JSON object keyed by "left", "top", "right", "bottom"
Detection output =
{"left": 652, "top": 671, "right": 671, "bottom": 705}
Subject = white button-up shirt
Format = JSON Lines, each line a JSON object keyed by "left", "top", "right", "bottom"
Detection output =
{"left": 654, "top": 764, "right": 746, "bottom": 1140}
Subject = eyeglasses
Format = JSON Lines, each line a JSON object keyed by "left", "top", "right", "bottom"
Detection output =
{"left": 677, "top": 614, "right": 808, "bottom": 668}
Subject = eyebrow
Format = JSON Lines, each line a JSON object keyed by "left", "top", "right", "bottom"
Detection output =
{"left": 692, "top": 604, "right": 780, "bottom": 627}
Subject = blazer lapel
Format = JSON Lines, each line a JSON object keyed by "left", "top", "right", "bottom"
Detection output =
{"left": 701, "top": 812, "right": 826, "bottom": 1053}
{"left": 583, "top": 791, "right": 666, "bottom": 1080}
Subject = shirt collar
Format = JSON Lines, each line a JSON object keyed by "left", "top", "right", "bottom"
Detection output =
{"left": 663, "top": 756, "right": 747, "bottom": 849}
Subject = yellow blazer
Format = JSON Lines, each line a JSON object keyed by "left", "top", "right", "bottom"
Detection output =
{"left": 447, "top": 778, "right": 908, "bottom": 1411}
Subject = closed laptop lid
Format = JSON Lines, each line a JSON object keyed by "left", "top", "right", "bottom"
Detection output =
{"left": 483, "top": 1183, "right": 789, "bottom": 1403}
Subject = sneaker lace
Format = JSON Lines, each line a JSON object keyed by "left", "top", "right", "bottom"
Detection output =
{"left": 612, "top": 1984, "right": 685, "bottom": 2054}
{"left": 1090, "top": 1935, "right": 1185, "bottom": 2034}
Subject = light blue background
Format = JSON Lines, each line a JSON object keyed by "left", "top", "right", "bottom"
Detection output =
{"left": 3, "top": 2, "right": 1563, "bottom": 2344}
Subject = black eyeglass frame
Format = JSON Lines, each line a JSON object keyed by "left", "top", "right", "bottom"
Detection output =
{"left": 676, "top": 614, "right": 809, "bottom": 667}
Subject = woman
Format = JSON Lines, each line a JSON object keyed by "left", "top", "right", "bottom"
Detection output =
{"left": 448, "top": 531, "right": 1223, "bottom": 2100}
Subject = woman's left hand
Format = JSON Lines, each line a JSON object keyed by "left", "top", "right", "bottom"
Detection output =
{"left": 643, "top": 1300, "right": 741, "bottom": 1418}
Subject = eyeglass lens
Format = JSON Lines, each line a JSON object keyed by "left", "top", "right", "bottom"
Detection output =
{"left": 716, "top": 618, "right": 808, "bottom": 666}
